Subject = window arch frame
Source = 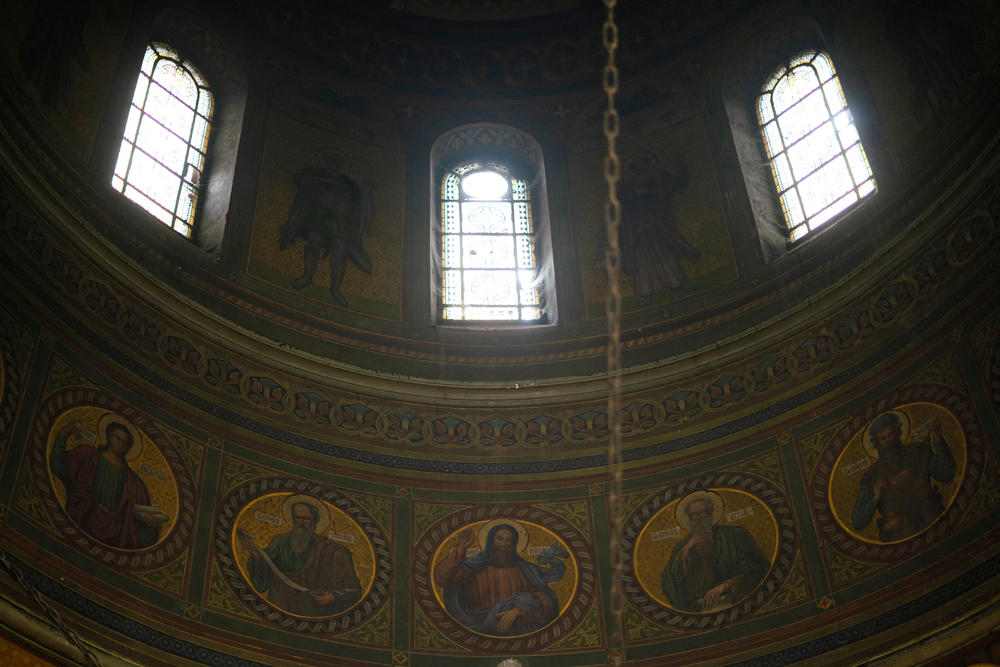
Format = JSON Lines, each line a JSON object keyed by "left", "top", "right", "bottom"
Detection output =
{"left": 111, "top": 41, "right": 214, "bottom": 239}
{"left": 95, "top": 8, "right": 249, "bottom": 255}
{"left": 429, "top": 124, "right": 558, "bottom": 328}
{"left": 719, "top": 17, "right": 887, "bottom": 264}
{"left": 755, "top": 49, "right": 876, "bottom": 241}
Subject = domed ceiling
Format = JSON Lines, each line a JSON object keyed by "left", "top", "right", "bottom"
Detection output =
{"left": 1, "top": 1, "right": 1000, "bottom": 665}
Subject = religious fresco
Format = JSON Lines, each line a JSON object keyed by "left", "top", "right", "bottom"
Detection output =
{"left": 216, "top": 478, "right": 391, "bottom": 633}
{"left": 810, "top": 385, "right": 985, "bottom": 562}
{"left": 570, "top": 118, "right": 738, "bottom": 319}
{"left": 28, "top": 389, "right": 196, "bottom": 567}
{"left": 621, "top": 473, "right": 796, "bottom": 629}
{"left": 413, "top": 505, "right": 597, "bottom": 652}
{"left": 245, "top": 113, "right": 404, "bottom": 320}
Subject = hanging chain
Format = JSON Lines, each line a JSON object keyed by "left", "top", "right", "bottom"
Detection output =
{"left": 0, "top": 548, "right": 103, "bottom": 667}
{"left": 601, "top": 1, "right": 625, "bottom": 665}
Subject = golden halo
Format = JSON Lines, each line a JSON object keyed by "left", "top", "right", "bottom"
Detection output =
{"left": 675, "top": 491, "right": 725, "bottom": 532}
{"left": 281, "top": 495, "right": 331, "bottom": 535}
{"left": 96, "top": 413, "right": 144, "bottom": 462}
{"left": 862, "top": 410, "right": 911, "bottom": 460}
{"left": 477, "top": 519, "right": 528, "bottom": 554}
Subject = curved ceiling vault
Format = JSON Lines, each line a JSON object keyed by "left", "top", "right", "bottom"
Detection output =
{"left": 1, "top": 1, "right": 1000, "bottom": 665}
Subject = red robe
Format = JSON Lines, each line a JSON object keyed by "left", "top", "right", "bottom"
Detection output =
{"left": 60, "top": 445, "right": 155, "bottom": 549}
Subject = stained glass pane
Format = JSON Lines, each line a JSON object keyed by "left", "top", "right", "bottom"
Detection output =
{"left": 443, "top": 173, "right": 460, "bottom": 200}
{"left": 772, "top": 153, "right": 795, "bottom": 193}
{"left": 758, "top": 95, "right": 775, "bottom": 124}
{"left": 124, "top": 184, "right": 172, "bottom": 225}
{"left": 152, "top": 59, "right": 197, "bottom": 107}
{"left": 136, "top": 119, "right": 187, "bottom": 173}
{"left": 141, "top": 47, "right": 157, "bottom": 76}
{"left": 512, "top": 178, "right": 527, "bottom": 201}
{"left": 463, "top": 235, "right": 515, "bottom": 268}
{"left": 513, "top": 201, "right": 531, "bottom": 234}
{"left": 776, "top": 87, "right": 829, "bottom": 145}
{"left": 772, "top": 66, "right": 820, "bottom": 115}
{"left": 761, "top": 121, "right": 785, "bottom": 157}
{"left": 833, "top": 111, "right": 859, "bottom": 147}
{"left": 439, "top": 162, "right": 544, "bottom": 321}
{"left": 112, "top": 44, "right": 212, "bottom": 237}
{"left": 123, "top": 106, "right": 142, "bottom": 144}
{"left": 462, "top": 201, "right": 512, "bottom": 233}
{"left": 465, "top": 307, "right": 517, "bottom": 320}
{"left": 758, "top": 51, "right": 875, "bottom": 239}
{"left": 811, "top": 190, "right": 858, "bottom": 229}
{"left": 781, "top": 190, "right": 806, "bottom": 228}
{"left": 812, "top": 52, "right": 835, "bottom": 81}
{"left": 822, "top": 80, "right": 846, "bottom": 115}
{"left": 518, "top": 269, "right": 539, "bottom": 305}
{"left": 442, "top": 234, "right": 462, "bottom": 268}
{"left": 789, "top": 51, "right": 816, "bottom": 68}
{"left": 462, "top": 170, "right": 508, "bottom": 199}
{"left": 128, "top": 150, "right": 182, "bottom": 208}
{"left": 515, "top": 235, "right": 535, "bottom": 269}
{"left": 464, "top": 270, "right": 517, "bottom": 305}
{"left": 196, "top": 89, "right": 213, "bottom": 117}
{"left": 190, "top": 114, "right": 209, "bottom": 149}
{"left": 131, "top": 74, "right": 151, "bottom": 109}
{"left": 786, "top": 122, "right": 838, "bottom": 180}
{"left": 185, "top": 147, "right": 205, "bottom": 182}
{"left": 175, "top": 182, "right": 197, "bottom": 226}
{"left": 113, "top": 140, "right": 133, "bottom": 185}
{"left": 789, "top": 223, "right": 809, "bottom": 241}
{"left": 146, "top": 85, "right": 196, "bottom": 139}
{"left": 443, "top": 270, "right": 463, "bottom": 305}
{"left": 845, "top": 145, "right": 872, "bottom": 186}
{"left": 798, "top": 158, "right": 852, "bottom": 217}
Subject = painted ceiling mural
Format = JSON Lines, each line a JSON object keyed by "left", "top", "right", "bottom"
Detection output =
{"left": 0, "top": 1, "right": 1000, "bottom": 666}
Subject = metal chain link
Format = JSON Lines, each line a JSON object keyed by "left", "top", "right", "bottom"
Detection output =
{"left": 601, "top": 1, "right": 625, "bottom": 665}
{"left": 0, "top": 548, "right": 103, "bottom": 667}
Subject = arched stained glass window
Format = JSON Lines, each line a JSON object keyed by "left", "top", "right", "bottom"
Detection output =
{"left": 758, "top": 50, "right": 875, "bottom": 241}
{"left": 112, "top": 43, "right": 213, "bottom": 238}
{"left": 440, "top": 162, "right": 542, "bottom": 321}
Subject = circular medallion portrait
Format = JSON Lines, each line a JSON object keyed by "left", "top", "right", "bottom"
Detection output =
{"left": 635, "top": 489, "right": 777, "bottom": 613}
{"left": 413, "top": 505, "right": 596, "bottom": 652}
{"left": 46, "top": 408, "right": 179, "bottom": 548}
{"left": 811, "top": 386, "right": 983, "bottom": 561}
{"left": 621, "top": 473, "right": 796, "bottom": 628}
{"left": 432, "top": 519, "right": 577, "bottom": 636}
{"left": 216, "top": 479, "right": 391, "bottom": 633}
{"left": 30, "top": 389, "right": 195, "bottom": 568}
{"left": 232, "top": 493, "right": 376, "bottom": 618}
{"left": 828, "top": 403, "right": 966, "bottom": 544}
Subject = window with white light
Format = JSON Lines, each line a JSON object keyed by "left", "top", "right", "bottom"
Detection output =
{"left": 758, "top": 50, "right": 875, "bottom": 241}
{"left": 112, "top": 43, "right": 213, "bottom": 238}
{"left": 439, "top": 162, "right": 543, "bottom": 321}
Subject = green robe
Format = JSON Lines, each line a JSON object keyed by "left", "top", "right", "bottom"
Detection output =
{"left": 247, "top": 532, "right": 361, "bottom": 616}
{"left": 661, "top": 524, "right": 770, "bottom": 612}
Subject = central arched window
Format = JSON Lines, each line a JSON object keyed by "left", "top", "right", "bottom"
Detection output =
{"left": 757, "top": 50, "right": 875, "bottom": 240}
{"left": 112, "top": 43, "right": 213, "bottom": 238}
{"left": 439, "top": 161, "right": 543, "bottom": 321}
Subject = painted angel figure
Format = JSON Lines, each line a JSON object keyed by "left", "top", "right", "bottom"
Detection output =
{"left": 279, "top": 149, "right": 375, "bottom": 307}
{"left": 597, "top": 151, "right": 700, "bottom": 305}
